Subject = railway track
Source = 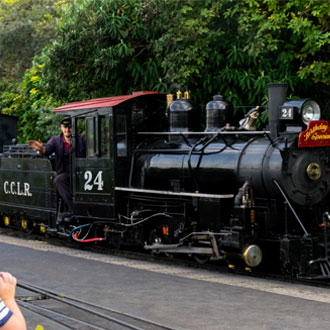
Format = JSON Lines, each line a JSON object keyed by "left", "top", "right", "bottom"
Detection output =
{"left": 1, "top": 227, "right": 330, "bottom": 289}
{"left": 17, "top": 281, "right": 172, "bottom": 330}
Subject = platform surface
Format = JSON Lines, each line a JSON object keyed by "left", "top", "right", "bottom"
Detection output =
{"left": 0, "top": 234, "right": 330, "bottom": 330}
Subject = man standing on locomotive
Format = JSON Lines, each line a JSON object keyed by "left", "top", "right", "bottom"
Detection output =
{"left": 28, "top": 117, "right": 86, "bottom": 219}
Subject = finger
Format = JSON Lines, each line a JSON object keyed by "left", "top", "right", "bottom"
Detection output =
{"left": 0, "top": 272, "right": 16, "bottom": 285}
{"left": 0, "top": 272, "right": 8, "bottom": 281}
{"left": 9, "top": 274, "right": 16, "bottom": 285}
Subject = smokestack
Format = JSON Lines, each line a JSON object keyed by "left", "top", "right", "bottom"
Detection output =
{"left": 267, "top": 83, "right": 287, "bottom": 139}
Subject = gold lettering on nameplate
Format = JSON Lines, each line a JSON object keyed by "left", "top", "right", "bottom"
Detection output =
{"left": 299, "top": 120, "right": 330, "bottom": 147}
{"left": 304, "top": 123, "right": 328, "bottom": 141}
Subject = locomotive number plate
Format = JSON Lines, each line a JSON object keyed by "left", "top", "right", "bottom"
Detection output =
{"left": 279, "top": 106, "right": 294, "bottom": 120}
{"left": 84, "top": 170, "right": 104, "bottom": 191}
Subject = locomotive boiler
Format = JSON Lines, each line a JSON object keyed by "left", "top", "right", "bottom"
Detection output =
{"left": 1, "top": 84, "right": 330, "bottom": 279}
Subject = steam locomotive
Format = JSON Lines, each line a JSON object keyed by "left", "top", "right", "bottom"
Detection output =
{"left": 1, "top": 83, "right": 330, "bottom": 279}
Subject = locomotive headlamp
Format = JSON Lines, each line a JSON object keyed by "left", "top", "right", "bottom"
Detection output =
{"left": 280, "top": 99, "right": 321, "bottom": 126}
{"left": 301, "top": 100, "right": 321, "bottom": 125}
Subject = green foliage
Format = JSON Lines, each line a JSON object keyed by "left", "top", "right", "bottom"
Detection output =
{"left": 41, "top": 0, "right": 330, "bottom": 113}
{"left": 151, "top": 0, "right": 330, "bottom": 110}
{"left": 242, "top": 0, "right": 330, "bottom": 98}
{"left": 0, "top": 59, "right": 61, "bottom": 143}
{"left": 1, "top": 0, "right": 330, "bottom": 143}
{"left": 0, "top": 0, "right": 59, "bottom": 82}
{"left": 41, "top": 0, "right": 165, "bottom": 100}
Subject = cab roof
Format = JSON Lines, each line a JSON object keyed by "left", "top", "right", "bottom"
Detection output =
{"left": 54, "top": 91, "right": 164, "bottom": 112}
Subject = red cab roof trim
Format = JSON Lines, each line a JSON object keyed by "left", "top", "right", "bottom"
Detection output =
{"left": 54, "top": 91, "right": 163, "bottom": 112}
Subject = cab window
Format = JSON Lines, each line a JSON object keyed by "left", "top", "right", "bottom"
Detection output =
{"left": 86, "top": 117, "right": 96, "bottom": 157}
{"left": 100, "top": 116, "right": 110, "bottom": 157}
{"left": 75, "top": 117, "right": 86, "bottom": 158}
{"left": 116, "top": 114, "right": 127, "bottom": 157}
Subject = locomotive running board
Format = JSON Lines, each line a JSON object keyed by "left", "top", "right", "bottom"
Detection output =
{"left": 115, "top": 187, "right": 234, "bottom": 199}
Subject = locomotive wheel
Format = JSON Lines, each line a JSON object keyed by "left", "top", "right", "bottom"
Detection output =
{"left": 193, "top": 254, "right": 210, "bottom": 265}
{"left": 191, "top": 240, "right": 212, "bottom": 264}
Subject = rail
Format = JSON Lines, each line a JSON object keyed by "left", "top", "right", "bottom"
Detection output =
{"left": 17, "top": 281, "right": 173, "bottom": 330}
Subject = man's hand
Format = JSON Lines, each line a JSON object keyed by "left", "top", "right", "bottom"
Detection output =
{"left": 28, "top": 139, "right": 45, "bottom": 154}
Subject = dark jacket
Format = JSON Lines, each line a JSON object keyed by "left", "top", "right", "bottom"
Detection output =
{"left": 44, "top": 134, "right": 86, "bottom": 174}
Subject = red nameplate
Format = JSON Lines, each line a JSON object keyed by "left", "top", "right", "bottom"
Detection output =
{"left": 298, "top": 120, "right": 330, "bottom": 147}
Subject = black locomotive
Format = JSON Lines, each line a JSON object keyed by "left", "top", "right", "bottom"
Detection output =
{"left": 1, "top": 84, "right": 330, "bottom": 278}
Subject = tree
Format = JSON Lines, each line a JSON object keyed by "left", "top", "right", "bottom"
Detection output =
{"left": 0, "top": 0, "right": 59, "bottom": 82}
{"left": 41, "top": 0, "right": 330, "bottom": 110}
{"left": 1, "top": 60, "right": 61, "bottom": 142}
{"left": 41, "top": 0, "right": 165, "bottom": 101}
{"left": 2, "top": 0, "right": 330, "bottom": 142}
{"left": 151, "top": 0, "right": 330, "bottom": 109}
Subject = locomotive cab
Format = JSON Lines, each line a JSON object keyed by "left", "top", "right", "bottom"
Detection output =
{"left": 53, "top": 92, "right": 167, "bottom": 224}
